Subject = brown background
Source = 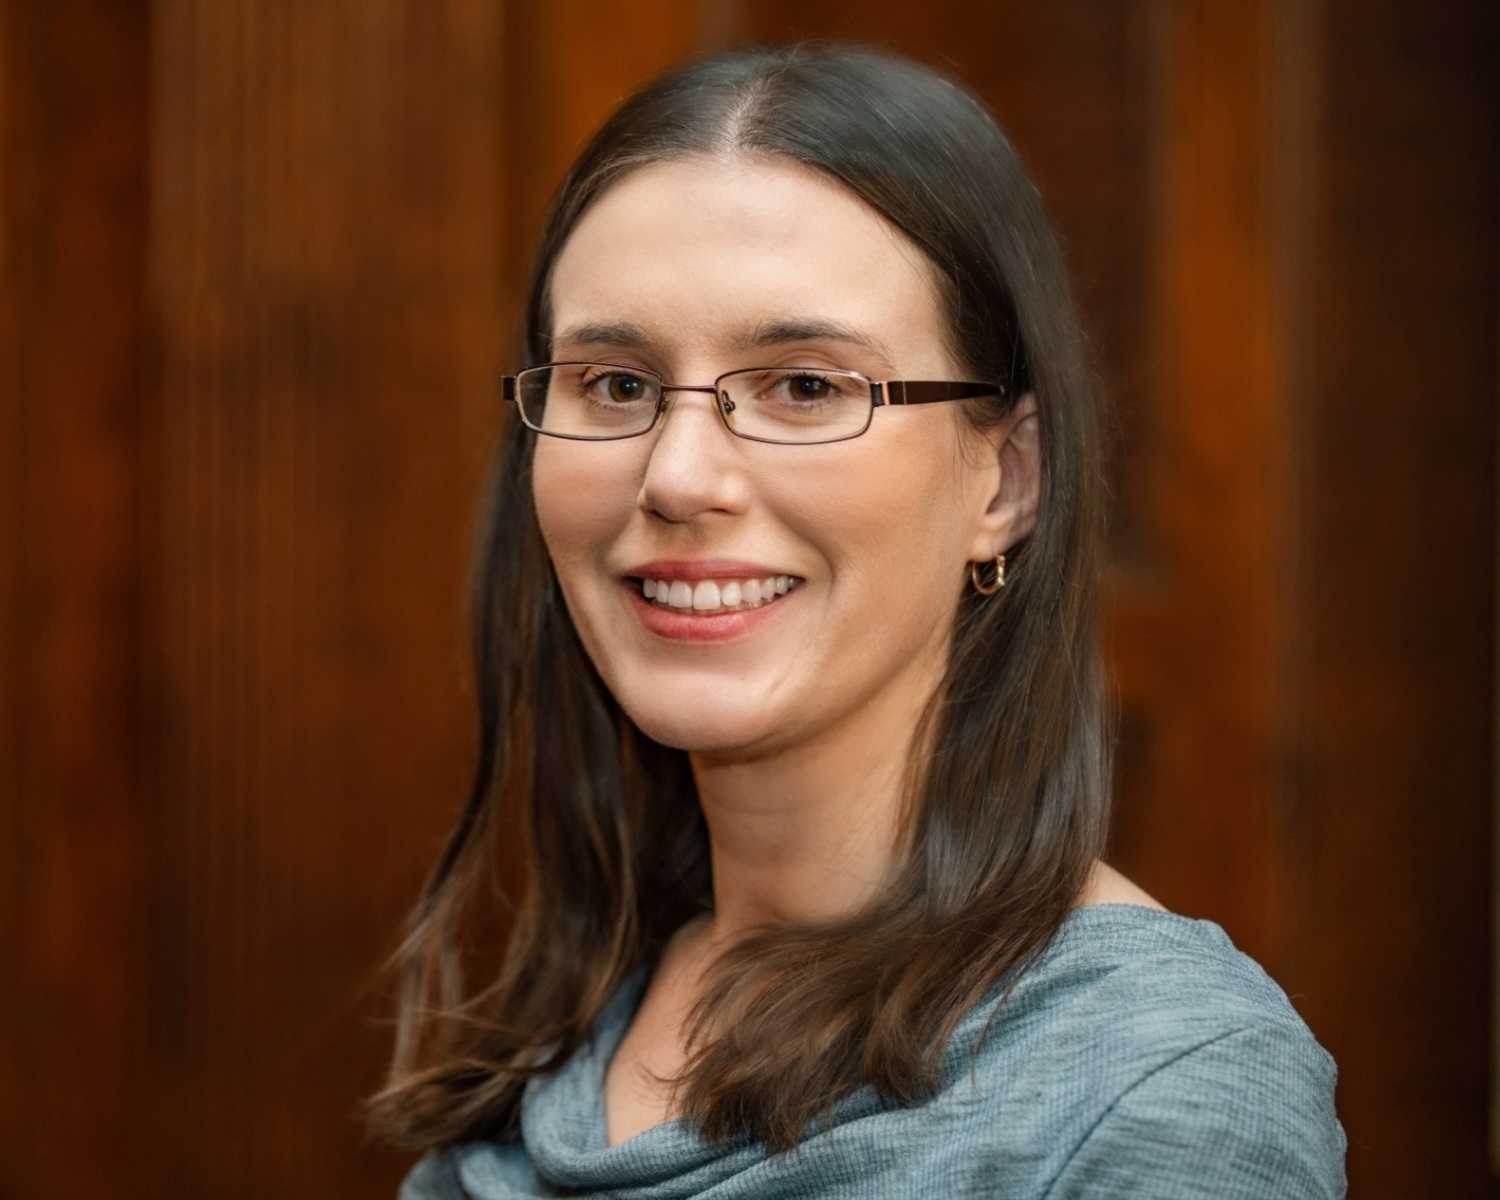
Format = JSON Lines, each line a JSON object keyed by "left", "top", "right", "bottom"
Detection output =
{"left": 2, "top": 0, "right": 1495, "bottom": 1196}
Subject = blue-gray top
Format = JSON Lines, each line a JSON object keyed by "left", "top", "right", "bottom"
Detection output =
{"left": 400, "top": 904, "right": 1346, "bottom": 1199}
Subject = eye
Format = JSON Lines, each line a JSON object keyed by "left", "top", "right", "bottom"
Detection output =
{"left": 607, "top": 373, "right": 646, "bottom": 402}
{"left": 581, "top": 369, "right": 655, "bottom": 405}
{"left": 785, "top": 374, "right": 833, "bottom": 401}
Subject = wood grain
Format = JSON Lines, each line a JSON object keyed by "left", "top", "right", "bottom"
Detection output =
{"left": 0, "top": 2, "right": 152, "bottom": 1195}
{"left": 1298, "top": 1, "right": 1497, "bottom": 1192}
{"left": 146, "top": 1, "right": 506, "bottom": 1191}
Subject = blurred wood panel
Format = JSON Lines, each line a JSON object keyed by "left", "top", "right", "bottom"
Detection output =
{"left": 0, "top": 2, "right": 153, "bottom": 1196}
{"left": 146, "top": 1, "right": 508, "bottom": 1193}
{"left": 1106, "top": 0, "right": 1295, "bottom": 981}
{"left": 1299, "top": 1, "right": 1497, "bottom": 1193}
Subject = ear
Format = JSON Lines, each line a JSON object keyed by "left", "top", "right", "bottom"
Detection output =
{"left": 967, "top": 392, "right": 1040, "bottom": 564}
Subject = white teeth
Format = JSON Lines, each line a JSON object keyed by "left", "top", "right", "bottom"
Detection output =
{"left": 642, "top": 574, "right": 799, "bottom": 613}
{"left": 692, "top": 580, "right": 721, "bottom": 610}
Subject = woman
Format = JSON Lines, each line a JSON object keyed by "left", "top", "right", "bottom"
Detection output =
{"left": 374, "top": 46, "right": 1345, "bottom": 1198}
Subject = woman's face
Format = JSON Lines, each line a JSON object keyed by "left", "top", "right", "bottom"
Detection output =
{"left": 534, "top": 156, "right": 1025, "bottom": 761}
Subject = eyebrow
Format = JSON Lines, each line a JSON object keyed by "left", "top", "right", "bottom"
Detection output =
{"left": 550, "top": 321, "right": 653, "bottom": 354}
{"left": 550, "top": 317, "right": 896, "bottom": 368}
{"left": 731, "top": 319, "right": 894, "bottom": 365}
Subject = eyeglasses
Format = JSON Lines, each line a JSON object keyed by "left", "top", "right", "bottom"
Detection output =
{"left": 501, "top": 361, "right": 1005, "bottom": 446}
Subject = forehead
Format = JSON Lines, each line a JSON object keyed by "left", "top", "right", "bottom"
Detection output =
{"left": 546, "top": 156, "right": 953, "bottom": 370}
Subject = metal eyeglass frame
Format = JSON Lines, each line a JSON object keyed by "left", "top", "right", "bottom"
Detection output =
{"left": 500, "top": 361, "right": 1007, "bottom": 445}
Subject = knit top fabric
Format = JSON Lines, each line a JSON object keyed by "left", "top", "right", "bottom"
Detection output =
{"left": 399, "top": 904, "right": 1346, "bottom": 1199}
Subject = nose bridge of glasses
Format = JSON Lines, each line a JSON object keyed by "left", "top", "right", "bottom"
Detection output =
{"left": 658, "top": 383, "right": 721, "bottom": 397}
{"left": 643, "top": 380, "right": 738, "bottom": 462}
{"left": 654, "top": 381, "right": 733, "bottom": 427}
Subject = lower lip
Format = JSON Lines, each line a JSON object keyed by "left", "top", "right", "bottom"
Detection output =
{"left": 626, "top": 583, "right": 791, "bottom": 643}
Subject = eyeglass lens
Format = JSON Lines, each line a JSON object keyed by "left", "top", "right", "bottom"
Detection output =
{"left": 515, "top": 363, "right": 874, "bottom": 444}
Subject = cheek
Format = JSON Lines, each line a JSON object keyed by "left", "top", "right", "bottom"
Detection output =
{"left": 762, "top": 438, "right": 974, "bottom": 737}
{"left": 531, "top": 440, "right": 640, "bottom": 572}
{"left": 806, "top": 427, "right": 974, "bottom": 587}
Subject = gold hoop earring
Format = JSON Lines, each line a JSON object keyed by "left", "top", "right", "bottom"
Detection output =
{"left": 969, "top": 553, "right": 1005, "bottom": 597}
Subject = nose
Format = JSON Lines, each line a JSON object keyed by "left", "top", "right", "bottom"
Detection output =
{"left": 638, "top": 386, "right": 747, "bottom": 523}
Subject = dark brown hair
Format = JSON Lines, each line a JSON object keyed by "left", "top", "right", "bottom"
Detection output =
{"left": 369, "top": 45, "right": 1108, "bottom": 1153}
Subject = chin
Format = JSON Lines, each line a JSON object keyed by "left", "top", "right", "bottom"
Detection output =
{"left": 616, "top": 692, "right": 783, "bottom": 759}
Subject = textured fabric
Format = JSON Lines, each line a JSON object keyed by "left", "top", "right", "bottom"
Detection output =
{"left": 399, "top": 904, "right": 1346, "bottom": 1199}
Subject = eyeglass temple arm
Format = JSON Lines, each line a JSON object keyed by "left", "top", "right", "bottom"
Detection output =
{"left": 873, "top": 380, "right": 1005, "bottom": 407}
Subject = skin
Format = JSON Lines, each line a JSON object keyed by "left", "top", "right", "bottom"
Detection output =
{"left": 531, "top": 155, "right": 1164, "bottom": 1146}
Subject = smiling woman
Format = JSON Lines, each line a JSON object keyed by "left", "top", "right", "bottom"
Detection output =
{"left": 534, "top": 157, "right": 1025, "bottom": 762}
{"left": 370, "top": 46, "right": 1345, "bottom": 1198}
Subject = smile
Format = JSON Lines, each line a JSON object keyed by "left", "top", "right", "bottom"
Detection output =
{"left": 637, "top": 575, "right": 800, "bottom": 614}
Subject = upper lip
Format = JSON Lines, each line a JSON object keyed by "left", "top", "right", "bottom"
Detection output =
{"left": 625, "top": 559, "right": 797, "bottom": 582}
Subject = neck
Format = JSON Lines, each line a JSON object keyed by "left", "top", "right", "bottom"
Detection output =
{"left": 689, "top": 658, "right": 939, "bottom": 942}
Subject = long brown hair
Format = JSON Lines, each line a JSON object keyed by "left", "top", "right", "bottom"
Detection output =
{"left": 369, "top": 45, "right": 1108, "bottom": 1153}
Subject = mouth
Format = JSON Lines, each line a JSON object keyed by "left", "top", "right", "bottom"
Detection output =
{"left": 629, "top": 573, "right": 802, "bottom": 615}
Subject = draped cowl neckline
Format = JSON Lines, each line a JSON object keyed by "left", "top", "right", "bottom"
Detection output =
{"left": 400, "top": 905, "right": 1346, "bottom": 1200}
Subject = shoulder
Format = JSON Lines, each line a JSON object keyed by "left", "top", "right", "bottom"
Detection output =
{"left": 1045, "top": 1021, "right": 1346, "bottom": 1198}
{"left": 995, "top": 903, "right": 1324, "bottom": 1051}
{"left": 947, "top": 905, "right": 1345, "bottom": 1198}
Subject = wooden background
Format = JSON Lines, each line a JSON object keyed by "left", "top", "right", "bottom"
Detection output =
{"left": 1, "top": 0, "right": 1495, "bottom": 1196}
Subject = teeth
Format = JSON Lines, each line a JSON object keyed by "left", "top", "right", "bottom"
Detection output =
{"left": 642, "top": 574, "right": 800, "bottom": 613}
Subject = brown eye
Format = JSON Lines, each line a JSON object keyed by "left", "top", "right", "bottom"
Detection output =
{"left": 787, "top": 374, "right": 832, "bottom": 401}
{"left": 608, "top": 373, "right": 648, "bottom": 403}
